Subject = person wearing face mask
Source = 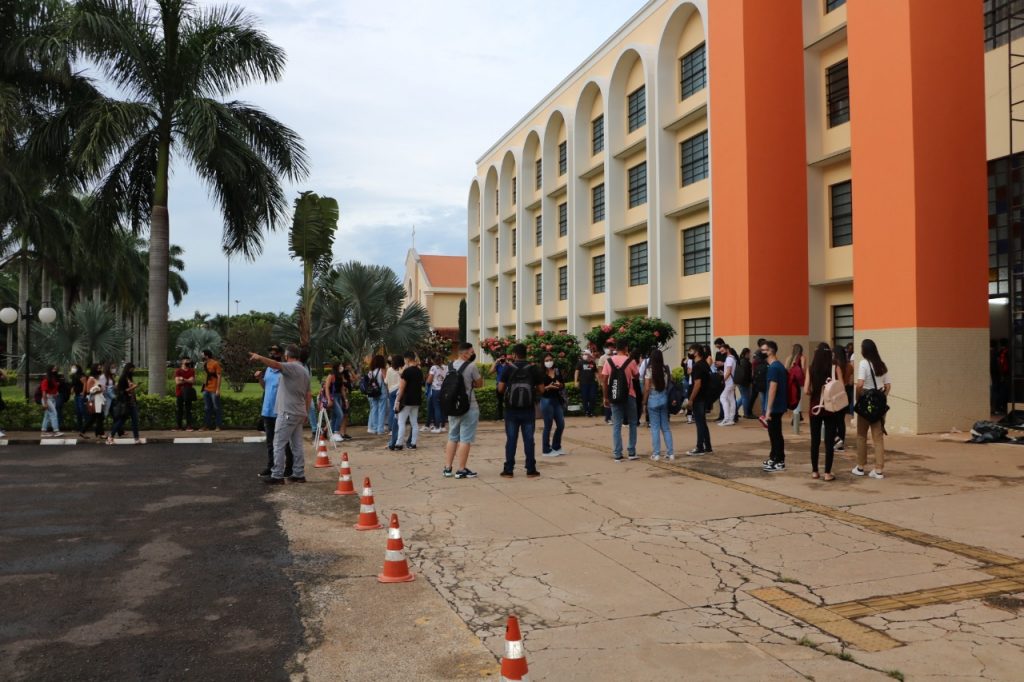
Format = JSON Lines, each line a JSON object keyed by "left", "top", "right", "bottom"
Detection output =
{"left": 539, "top": 353, "right": 567, "bottom": 457}
{"left": 596, "top": 346, "right": 614, "bottom": 424}
{"left": 107, "top": 363, "right": 141, "bottom": 445}
{"left": 575, "top": 349, "right": 598, "bottom": 418}
{"left": 69, "top": 364, "right": 88, "bottom": 438}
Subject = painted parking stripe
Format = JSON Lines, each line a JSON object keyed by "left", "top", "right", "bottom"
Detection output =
{"left": 242, "top": 436, "right": 266, "bottom": 443}
{"left": 41, "top": 439, "right": 78, "bottom": 446}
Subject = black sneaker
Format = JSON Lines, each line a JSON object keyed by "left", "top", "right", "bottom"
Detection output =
{"left": 764, "top": 461, "right": 786, "bottom": 473}
{"left": 627, "top": 453, "right": 639, "bottom": 461}
{"left": 443, "top": 467, "right": 453, "bottom": 478}
{"left": 687, "top": 448, "right": 706, "bottom": 456}
{"left": 387, "top": 445, "right": 403, "bottom": 452}
{"left": 283, "top": 470, "right": 293, "bottom": 478}
{"left": 407, "top": 444, "right": 417, "bottom": 450}
{"left": 258, "top": 468, "right": 272, "bottom": 478}
{"left": 526, "top": 470, "right": 540, "bottom": 478}
{"left": 342, "top": 434, "right": 353, "bottom": 441}
{"left": 613, "top": 456, "right": 623, "bottom": 462}
{"left": 287, "top": 476, "right": 307, "bottom": 483}
{"left": 500, "top": 471, "right": 514, "bottom": 478}
{"left": 455, "top": 468, "right": 477, "bottom": 479}
{"left": 264, "top": 477, "right": 285, "bottom": 485}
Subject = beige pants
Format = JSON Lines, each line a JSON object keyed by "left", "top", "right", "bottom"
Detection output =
{"left": 856, "top": 415, "right": 885, "bottom": 471}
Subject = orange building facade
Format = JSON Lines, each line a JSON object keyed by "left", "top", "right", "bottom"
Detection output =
{"left": 467, "top": 0, "right": 993, "bottom": 433}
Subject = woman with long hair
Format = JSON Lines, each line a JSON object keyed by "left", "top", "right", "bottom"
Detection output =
{"left": 833, "top": 346, "right": 850, "bottom": 450}
{"left": 785, "top": 343, "right": 807, "bottom": 434}
{"left": 108, "top": 362, "right": 141, "bottom": 445}
{"left": 322, "top": 362, "right": 344, "bottom": 441}
{"left": 643, "top": 349, "right": 674, "bottom": 461}
{"left": 539, "top": 353, "right": 566, "bottom": 457}
{"left": 735, "top": 348, "right": 752, "bottom": 418}
{"left": 85, "top": 364, "right": 106, "bottom": 438}
{"left": 366, "top": 355, "right": 389, "bottom": 435}
{"left": 385, "top": 354, "right": 405, "bottom": 447}
{"left": 854, "top": 339, "right": 891, "bottom": 479}
{"left": 339, "top": 366, "right": 353, "bottom": 440}
{"left": 39, "top": 366, "right": 63, "bottom": 437}
{"left": 427, "top": 357, "right": 448, "bottom": 433}
{"left": 804, "top": 346, "right": 838, "bottom": 480}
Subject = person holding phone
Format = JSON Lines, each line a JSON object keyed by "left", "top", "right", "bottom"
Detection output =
{"left": 539, "top": 353, "right": 567, "bottom": 457}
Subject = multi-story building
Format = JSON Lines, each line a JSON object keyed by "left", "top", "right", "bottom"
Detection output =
{"left": 402, "top": 249, "right": 467, "bottom": 331}
{"left": 467, "top": 0, "right": 1000, "bottom": 433}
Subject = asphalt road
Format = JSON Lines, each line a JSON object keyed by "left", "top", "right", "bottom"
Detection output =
{"left": 0, "top": 442, "right": 302, "bottom": 681}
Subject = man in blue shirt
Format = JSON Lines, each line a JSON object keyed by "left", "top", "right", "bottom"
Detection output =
{"left": 257, "top": 345, "right": 293, "bottom": 478}
{"left": 760, "top": 340, "right": 789, "bottom": 473}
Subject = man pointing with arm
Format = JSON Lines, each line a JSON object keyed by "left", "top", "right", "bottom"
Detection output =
{"left": 250, "top": 344, "right": 312, "bottom": 485}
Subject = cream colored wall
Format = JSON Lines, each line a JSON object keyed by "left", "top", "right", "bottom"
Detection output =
{"left": 429, "top": 293, "right": 463, "bottom": 329}
{"left": 802, "top": 0, "right": 846, "bottom": 46}
{"left": 809, "top": 160, "right": 853, "bottom": 283}
{"left": 675, "top": 209, "right": 711, "bottom": 302}
{"left": 985, "top": 39, "right": 1024, "bottom": 159}
{"left": 818, "top": 40, "right": 850, "bottom": 156}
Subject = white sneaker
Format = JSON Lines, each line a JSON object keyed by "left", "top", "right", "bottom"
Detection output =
{"left": 868, "top": 469, "right": 885, "bottom": 479}
{"left": 851, "top": 466, "right": 866, "bottom": 476}
{"left": 651, "top": 454, "right": 661, "bottom": 461}
{"left": 686, "top": 416, "right": 694, "bottom": 424}
{"left": 541, "top": 450, "right": 563, "bottom": 457}
{"left": 0, "top": 430, "right": 6, "bottom": 438}
{"left": 718, "top": 420, "right": 735, "bottom": 427}
{"left": 330, "top": 433, "right": 343, "bottom": 442}
{"left": 667, "top": 454, "right": 675, "bottom": 461}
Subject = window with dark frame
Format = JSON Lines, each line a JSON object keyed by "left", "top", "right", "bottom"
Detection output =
{"left": 512, "top": 177, "right": 516, "bottom": 205}
{"left": 535, "top": 272, "right": 542, "bottom": 305}
{"left": 680, "top": 130, "right": 709, "bottom": 186}
{"left": 682, "top": 223, "right": 710, "bottom": 275}
{"left": 535, "top": 158, "right": 542, "bottom": 190}
{"left": 495, "top": 189, "right": 499, "bottom": 215}
{"left": 825, "top": 0, "right": 846, "bottom": 12}
{"left": 558, "top": 140, "right": 567, "bottom": 175}
{"left": 495, "top": 236, "right": 499, "bottom": 263}
{"left": 985, "top": 0, "right": 1024, "bottom": 51}
{"left": 826, "top": 59, "right": 850, "bottom": 127}
{"left": 592, "top": 183, "right": 605, "bottom": 223}
{"left": 628, "top": 162, "right": 647, "bottom": 208}
{"left": 558, "top": 266, "right": 567, "bottom": 300}
{"left": 592, "top": 254, "right": 605, "bottom": 294}
{"left": 512, "top": 280, "right": 516, "bottom": 310}
{"left": 592, "top": 114, "right": 604, "bottom": 154}
{"left": 627, "top": 85, "right": 646, "bottom": 132}
{"left": 683, "top": 317, "right": 710, "bottom": 346}
{"left": 830, "top": 180, "right": 853, "bottom": 247}
{"left": 680, "top": 43, "right": 706, "bottom": 99}
{"left": 511, "top": 227, "right": 516, "bottom": 256}
{"left": 832, "top": 304, "right": 854, "bottom": 349}
{"left": 495, "top": 286, "right": 499, "bottom": 311}
{"left": 558, "top": 202, "right": 567, "bottom": 237}
{"left": 629, "top": 242, "right": 648, "bottom": 286}
{"left": 535, "top": 214, "right": 542, "bottom": 247}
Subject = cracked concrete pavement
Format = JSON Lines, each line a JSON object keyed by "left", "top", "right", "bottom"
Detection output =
{"left": 269, "top": 415, "right": 1024, "bottom": 680}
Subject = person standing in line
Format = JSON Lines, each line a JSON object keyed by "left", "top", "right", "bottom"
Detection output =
{"left": 70, "top": 364, "right": 88, "bottom": 439}
{"left": 539, "top": 353, "right": 567, "bottom": 457}
{"left": 384, "top": 354, "right": 404, "bottom": 444}
{"left": 575, "top": 350, "right": 598, "bottom": 418}
{"left": 845, "top": 342, "right": 857, "bottom": 418}
{"left": 85, "top": 364, "right": 107, "bottom": 438}
{"left": 443, "top": 342, "right": 484, "bottom": 479}
{"left": 718, "top": 342, "right": 737, "bottom": 426}
{"left": 107, "top": 362, "right": 142, "bottom": 445}
{"left": 365, "top": 355, "right": 388, "bottom": 435}
{"left": 55, "top": 368, "right": 71, "bottom": 432}
{"left": 337, "top": 366, "right": 353, "bottom": 441}
{"left": 805, "top": 345, "right": 838, "bottom": 481}
{"left": 748, "top": 338, "right": 768, "bottom": 418}
{"left": 257, "top": 345, "right": 293, "bottom": 479}
{"left": 734, "top": 348, "right": 752, "bottom": 419}
{"left": 427, "top": 358, "right": 448, "bottom": 433}
{"left": 494, "top": 354, "right": 508, "bottom": 421}
{"left": 602, "top": 340, "right": 640, "bottom": 462}
{"left": 761, "top": 341, "right": 789, "bottom": 472}
{"left": 173, "top": 356, "right": 196, "bottom": 431}
{"left": 786, "top": 344, "right": 807, "bottom": 434}
{"left": 853, "top": 339, "right": 891, "bottom": 480}
{"left": 102, "top": 364, "right": 117, "bottom": 422}
{"left": 200, "top": 349, "right": 223, "bottom": 431}
{"left": 39, "top": 367, "right": 63, "bottom": 438}
{"left": 596, "top": 346, "right": 614, "bottom": 424}
{"left": 687, "top": 344, "right": 712, "bottom": 455}
{"left": 499, "top": 343, "right": 543, "bottom": 477}
{"left": 833, "top": 346, "right": 850, "bottom": 451}
{"left": 323, "top": 362, "right": 345, "bottom": 440}
{"left": 251, "top": 344, "right": 311, "bottom": 485}
{"left": 393, "top": 351, "right": 423, "bottom": 451}
{"left": 643, "top": 348, "right": 674, "bottom": 461}
{"left": 711, "top": 338, "right": 728, "bottom": 422}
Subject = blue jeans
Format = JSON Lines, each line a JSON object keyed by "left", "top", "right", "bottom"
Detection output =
{"left": 74, "top": 395, "right": 88, "bottom": 433}
{"left": 693, "top": 399, "right": 711, "bottom": 451}
{"left": 580, "top": 383, "right": 597, "bottom": 416}
{"left": 331, "top": 398, "right": 343, "bottom": 433}
{"left": 648, "top": 402, "right": 673, "bottom": 457}
{"left": 387, "top": 389, "right": 401, "bottom": 446}
{"left": 610, "top": 396, "right": 638, "bottom": 458}
{"left": 504, "top": 407, "right": 536, "bottom": 473}
{"left": 368, "top": 393, "right": 388, "bottom": 433}
{"left": 737, "top": 385, "right": 752, "bottom": 418}
{"left": 540, "top": 397, "right": 564, "bottom": 453}
{"left": 429, "top": 391, "right": 444, "bottom": 428}
{"left": 203, "top": 391, "right": 222, "bottom": 428}
{"left": 41, "top": 396, "right": 59, "bottom": 432}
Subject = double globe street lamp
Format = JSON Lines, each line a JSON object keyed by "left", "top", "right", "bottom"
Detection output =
{"left": 0, "top": 302, "right": 57, "bottom": 402}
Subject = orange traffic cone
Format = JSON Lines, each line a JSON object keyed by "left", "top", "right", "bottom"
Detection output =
{"left": 377, "top": 513, "right": 415, "bottom": 583}
{"left": 313, "top": 438, "right": 331, "bottom": 468}
{"left": 353, "top": 477, "right": 384, "bottom": 530}
{"left": 500, "top": 615, "right": 529, "bottom": 681}
{"left": 333, "top": 453, "right": 356, "bottom": 496}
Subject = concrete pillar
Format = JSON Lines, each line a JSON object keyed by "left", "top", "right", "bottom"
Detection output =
{"left": 847, "top": 0, "right": 987, "bottom": 433}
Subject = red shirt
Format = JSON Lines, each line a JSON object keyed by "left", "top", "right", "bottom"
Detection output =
{"left": 40, "top": 377, "right": 60, "bottom": 396}
{"left": 174, "top": 368, "right": 195, "bottom": 398}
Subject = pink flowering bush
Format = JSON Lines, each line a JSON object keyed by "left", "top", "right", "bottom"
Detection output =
{"left": 585, "top": 316, "right": 677, "bottom": 356}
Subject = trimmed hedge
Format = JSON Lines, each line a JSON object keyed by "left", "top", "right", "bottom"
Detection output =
{"left": 0, "top": 383, "right": 599, "bottom": 430}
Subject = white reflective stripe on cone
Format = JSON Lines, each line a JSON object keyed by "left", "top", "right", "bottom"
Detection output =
{"left": 384, "top": 550, "right": 406, "bottom": 562}
{"left": 359, "top": 505, "right": 375, "bottom": 513}
{"left": 361, "top": 488, "right": 372, "bottom": 496}
{"left": 387, "top": 528, "right": 402, "bottom": 540}
{"left": 340, "top": 475, "right": 351, "bottom": 481}
{"left": 504, "top": 640, "right": 524, "bottom": 659}
{"left": 500, "top": 676, "right": 529, "bottom": 682}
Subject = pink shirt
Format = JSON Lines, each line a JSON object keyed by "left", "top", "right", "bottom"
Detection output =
{"left": 601, "top": 354, "right": 640, "bottom": 397}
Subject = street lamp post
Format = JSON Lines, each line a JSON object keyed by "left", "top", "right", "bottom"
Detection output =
{"left": 0, "top": 302, "right": 58, "bottom": 402}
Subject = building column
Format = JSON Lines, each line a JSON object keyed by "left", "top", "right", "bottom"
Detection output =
{"left": 847, "top": 0, "right": 987, "bottom": 433}
{"left": 708, "top": 0, "right": 809, "bottom": 354}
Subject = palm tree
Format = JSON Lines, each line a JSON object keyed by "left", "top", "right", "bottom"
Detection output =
{"left": 71, "top": 0, "right": 309, "bottom": 395}
{"left": 175, "top": 326, "right": 222, "bottom": 364}
{"left": 34, "top": 299, "right": 126, "bottom": 368}
{"left": 288, "top": 190, "right": 338, "bottom": 349}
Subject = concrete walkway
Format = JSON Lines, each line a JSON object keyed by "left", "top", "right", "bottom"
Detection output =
{"left": 274, "top": 415, "right": 1024, "bottom": 680}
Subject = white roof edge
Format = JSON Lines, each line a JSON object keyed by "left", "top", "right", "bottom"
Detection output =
{"left": 474, "top": 0, "right": 663, "bottom": 166}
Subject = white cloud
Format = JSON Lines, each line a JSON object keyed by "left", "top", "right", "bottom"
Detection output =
{"left": 166, "top": 0, "right": 645, "bottom": 318}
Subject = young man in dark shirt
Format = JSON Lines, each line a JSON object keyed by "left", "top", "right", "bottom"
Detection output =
{"left": 499, "top": 344, "right": 544, "bottom": 477}
{"left": 761, "top": 340, "right": 789, "bottom": 472}
{"left": 575, "top": 350, "right": 598, "bottom": 417}
{"left": 393, "top": 351, "right": 424, "bottom": 451}
{"left": 687, "top": 344, "right": 713, "bottom": 456}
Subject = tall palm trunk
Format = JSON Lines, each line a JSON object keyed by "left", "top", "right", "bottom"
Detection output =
{"left": 299, "top": 260, "right": 313, "bottom": 349}
{"left": 147, "top": 131, "right": 171, "bottom": 395}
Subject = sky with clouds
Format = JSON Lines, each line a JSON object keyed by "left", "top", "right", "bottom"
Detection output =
{"left": 163, "top": 0, "right": 646, "bottom": 319}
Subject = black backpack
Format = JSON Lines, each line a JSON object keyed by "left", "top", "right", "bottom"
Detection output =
{"left": 854, "top": 365, "right": 889, "bottom": 424}
{"left": 733, "top": 358, "right": 751, "bottom": 386}
{"left": 667, "top": 379, "right": 685, "bottom": 415}
{"left": 608, "top": 357, "right": 632, "bottom": 405}
{"left": 505, "top": 362, "right": 536, "bottom": 409}
{"left": 439, "top": 361, "right": 471, "bottom": 417}
{"left": 705, "top": 371, "right": 725, "bottom": 403}
{"left": 752, "top": 352, "right": 768, "bottom": 391}
{"left": 360, "top": 370, "right": 382, "bottom": 399}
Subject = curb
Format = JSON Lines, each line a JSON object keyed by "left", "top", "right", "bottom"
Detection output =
{"left": 0, "top": 435, "right": 268, "bottom": 446}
